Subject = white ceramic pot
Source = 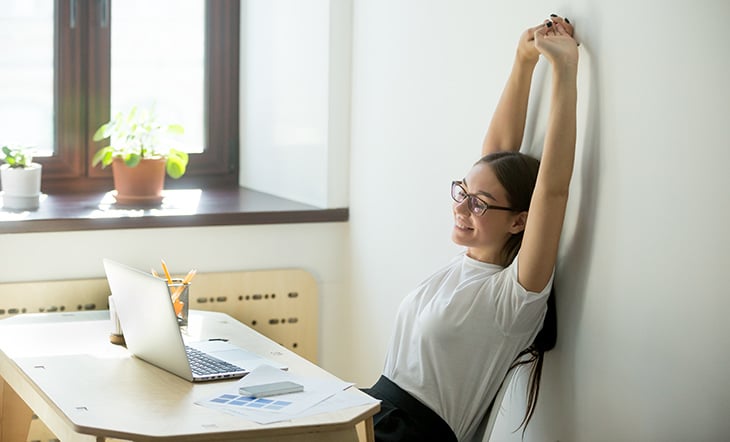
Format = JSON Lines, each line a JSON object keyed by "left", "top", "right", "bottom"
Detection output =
{"left": 1, "top": 163, "right": 42, "bottom": 210}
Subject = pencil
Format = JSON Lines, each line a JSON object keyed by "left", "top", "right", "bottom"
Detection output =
{"left": 172, "top": 269, "right": 197, "bottom": 302}
{"left": 182, "top": 269, "right": 197, "bottom": 285}
{"left": 160, "top": 259, "right": 174, "bottom": 285}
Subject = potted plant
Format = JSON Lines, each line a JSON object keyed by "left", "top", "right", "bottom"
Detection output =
{"left": 1, "top": 145, "right": 42, "bottom": 211}
{"left": 92, "top": 106, "right": 187, "bottom": 206}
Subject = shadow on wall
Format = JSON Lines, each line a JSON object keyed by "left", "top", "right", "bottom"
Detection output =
{"left": 552, "top": 43, "right": 603, "bottom": 438}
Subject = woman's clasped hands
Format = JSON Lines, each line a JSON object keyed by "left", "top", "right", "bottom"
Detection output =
{"left": 534, "top": 14, "right": 579, "bottom": 67}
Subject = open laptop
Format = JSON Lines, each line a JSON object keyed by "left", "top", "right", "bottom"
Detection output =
{"left": 103, "top": 258, "right": 287, "bottom": 382}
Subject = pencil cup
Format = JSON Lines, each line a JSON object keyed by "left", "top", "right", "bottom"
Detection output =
{"left": 168, "top": 279, "right": 190, "bottom": 328}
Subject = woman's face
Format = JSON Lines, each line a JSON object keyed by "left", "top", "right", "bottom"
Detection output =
{"left": 451, "top": 162, "right": 525, "bottom": 264}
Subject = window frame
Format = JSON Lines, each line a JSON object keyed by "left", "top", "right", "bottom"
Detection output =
{"left": 39, "top": 0, "right": 239, "bottom": 194}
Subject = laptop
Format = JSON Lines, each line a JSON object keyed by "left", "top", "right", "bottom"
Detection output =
{"left": 103, "top": 258, "right": 287, "bottom": 382}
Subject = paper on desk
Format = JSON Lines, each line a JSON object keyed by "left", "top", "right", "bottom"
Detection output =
{"left": 214, "top": 386, "right": 379, "bottom": 425}
{"left": 198, "top": 364, "right": 375, "bottom": 424}
{"left": 289, "top": 387, "right": 380, "bottom": 421}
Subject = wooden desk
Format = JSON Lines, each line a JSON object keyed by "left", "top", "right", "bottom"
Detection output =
{"left": 0, "top": 310, "right": 377, "bottom": 441}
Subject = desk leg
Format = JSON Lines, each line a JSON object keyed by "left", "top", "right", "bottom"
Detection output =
{"left": 364, "top": 416, "right": 375, "bottom": 442}
{"left": 356, "top": 416, "right": 375, "bottom": 442}
{"left": 0, "top": 379, "right": 33, "bottom": 442}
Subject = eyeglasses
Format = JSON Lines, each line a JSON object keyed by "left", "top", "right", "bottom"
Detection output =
{"left": 451, "top": 181, "right": 515, "bottom": 216}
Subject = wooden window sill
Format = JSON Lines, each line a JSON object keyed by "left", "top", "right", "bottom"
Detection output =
{"left": 0, "top": 187, "right": 348, "bottom": 234}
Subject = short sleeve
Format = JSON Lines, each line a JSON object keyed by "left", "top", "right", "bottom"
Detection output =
{"left": 491, "top": 256, "right": 553, "bottom": 335}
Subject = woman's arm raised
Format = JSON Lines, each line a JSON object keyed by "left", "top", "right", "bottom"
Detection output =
{"left": 482, "top": 18, "right": 573, "bottom": 156}
{"left": 517, "top": 21, "right": 579, "bottom": 292}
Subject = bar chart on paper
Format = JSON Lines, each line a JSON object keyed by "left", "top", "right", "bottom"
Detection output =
{"left": 209, "top": 394, "right": 294, "bottom": 411}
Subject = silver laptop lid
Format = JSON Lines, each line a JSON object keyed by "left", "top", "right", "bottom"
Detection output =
{"left": 103, "top": 258, "right": 194, "bottom": 381}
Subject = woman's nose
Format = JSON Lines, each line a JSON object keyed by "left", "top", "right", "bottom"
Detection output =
{"left": 453, "top": 198, "right": 470, "bottom": 214}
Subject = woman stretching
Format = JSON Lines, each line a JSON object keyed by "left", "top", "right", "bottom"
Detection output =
{"left": 363, "top": 15, "right": 579, "bottom": 442}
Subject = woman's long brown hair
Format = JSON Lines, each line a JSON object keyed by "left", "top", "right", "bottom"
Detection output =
{"left": 508, "top": 286, "right": 557, "bottom": 436}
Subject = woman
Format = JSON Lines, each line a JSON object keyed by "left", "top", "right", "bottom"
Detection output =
{"left": 363, "top": 15, "right": 579, "bottom": 442}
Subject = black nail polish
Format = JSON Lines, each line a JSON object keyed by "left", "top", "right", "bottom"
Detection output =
{"left": 565, "top": 18, "right": 570, "bottom": 24}
{"left": 546, "top": 21, "right": 553, "bottom": 27}
{"left": 550, "top": 14, "right": 558, "bottom": 17}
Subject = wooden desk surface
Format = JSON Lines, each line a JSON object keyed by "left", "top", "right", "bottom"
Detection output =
{"left": 0, "top": 310, "right": 377, "bottom": 441}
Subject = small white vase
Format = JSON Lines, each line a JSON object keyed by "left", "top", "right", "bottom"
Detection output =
{"left": 1, "top": 163, "right": 42, "bottom": 210}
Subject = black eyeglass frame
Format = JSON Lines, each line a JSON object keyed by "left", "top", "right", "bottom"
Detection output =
{"left": 451, "top": 180, "right": 515, "bottom": 216}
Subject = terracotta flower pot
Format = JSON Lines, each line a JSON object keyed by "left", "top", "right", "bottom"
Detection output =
{"left": 111, "top": 157, "right": 166, "bottom": 206}
{"left": 1, "top": 163, "right": 42, "bottom": 210}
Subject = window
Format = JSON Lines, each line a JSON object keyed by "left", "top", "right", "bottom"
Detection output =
{"left": 0, "top": 0, "right": 351, "bottom": 233}
{"left": 0, "top": 2, "right": 54, "bottom": 155}
{"left": 111, "top": 1, "right": 206, "bottom": 153}
{"left": 0, "top": 0, "right": 239, "bottom": 193}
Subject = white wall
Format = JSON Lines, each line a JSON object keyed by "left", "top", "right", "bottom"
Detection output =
{"left": 347, "top": 0, "right": 730, "bottom": 441}
{"left": 240, "top": 0, "right": 351, "bottom": 208}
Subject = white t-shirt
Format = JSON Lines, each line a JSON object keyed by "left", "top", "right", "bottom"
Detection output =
{"left": 382, "top": 252, "right": 552, "bottom": 441}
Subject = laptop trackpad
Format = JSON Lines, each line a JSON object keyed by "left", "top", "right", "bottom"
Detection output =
{"left": 188, "top": 340, "right": 287, "bottom": 371}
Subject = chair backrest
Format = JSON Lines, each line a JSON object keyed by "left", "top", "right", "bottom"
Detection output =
{"left": 470, "top": 367, "right": 515, "bottom": 442}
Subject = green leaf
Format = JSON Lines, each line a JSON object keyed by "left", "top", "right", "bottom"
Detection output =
{"left": 166, "top": 157, "right": 186, "bottom": 179}
{"left": 167, "top": 124, "right": 185, "bottom": 135}
{"left": 124, "top": 153, "right": 141, "bottom": 168}
{"left": 127, "top": 106, "right": 137, "bottom": 123}
{"left": 168, "top": 148, "right": 189, "bottom": 163}
{"left": 92, "top": 147, "right": 111, "bottom": 167}
{"left": 1, "top": 145, "right": 33, "bottom": 168}
{"left": 92, "top": 123, "right": 110, "bottom": 141}
{"left": 102, "top": 150, "right": 114, "bottom": 167}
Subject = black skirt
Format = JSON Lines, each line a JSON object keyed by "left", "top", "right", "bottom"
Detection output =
{"left": 362, "top": 375, "right": 457, "bottom": 442}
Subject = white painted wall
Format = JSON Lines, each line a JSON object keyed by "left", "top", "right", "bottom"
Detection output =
{"left": 347, "top": 0, "right": 730, "bottom": 441}
{"left": 240, "top": 0, "right": 351, "bottom": 208}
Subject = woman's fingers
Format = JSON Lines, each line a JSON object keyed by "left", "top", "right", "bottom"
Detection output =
{"left": 534, "top": 22, "right": 552, "bottom": 39}
{"left": 534, "top": 15, "right": 580, "bottom": 54}
{"left": 549, "top": 14, "right": 574, "bottom": 36}
{"left": 553, "top": 22, "right": 568, "bottom": 36}
{"left": 534, "top": 21, "right": 580, "bottom": 65}
{"left": 543, "top": 14, "right": 573, "bottom": 37}
{"left": 524, "top": 21, "right": 549, "bottom": 44}
{"left": 527, "top": 22, "right": 546, "bottom": 41}
{"left": 535, "top": 20, "right": 573, "bottom": 41}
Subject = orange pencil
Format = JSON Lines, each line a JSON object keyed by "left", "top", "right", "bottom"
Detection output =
{"left": 172, "top": 269, "right": 197, "bottom": 302}
{"left": 160, "top": 259, "right": 174, "bottom": 284}
{"left": 174, "top": 299, "right": 185, "bottom": 316}
{"left": 182, "top": 268, "right": 197, "bottom": 285}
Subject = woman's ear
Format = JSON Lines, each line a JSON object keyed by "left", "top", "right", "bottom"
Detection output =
{"left": 509, "top": 211, "right": 528, "bottom": 234}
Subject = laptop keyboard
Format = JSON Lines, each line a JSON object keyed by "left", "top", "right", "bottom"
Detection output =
{"left": 185, "top": 346, "right": 244, "bottom": 376}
